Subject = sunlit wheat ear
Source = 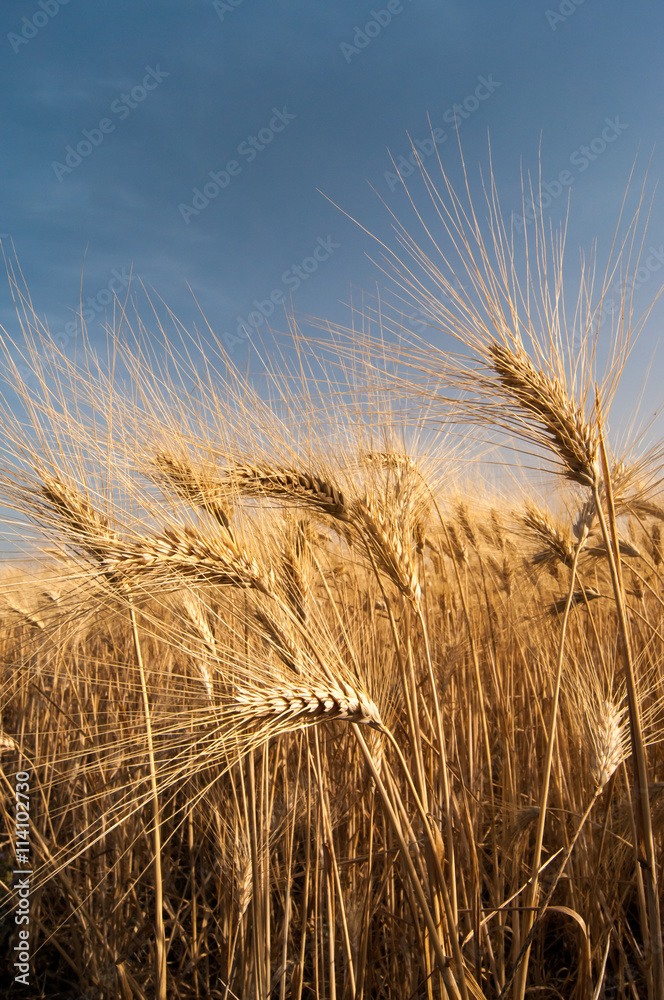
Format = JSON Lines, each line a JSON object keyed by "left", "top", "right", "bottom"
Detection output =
{"left": 361, "top": 450, "right": 431, "bottom": 553}
{"left": 605, "top": 459, "right": 664, "bottom": 519}
{"left": 455, "top": 501, "right": 479, "bottom": 550}
{"left": 226, "top": 463, "right": 351, "bottom": 522}
{"left": 179, "top": 593, "right": 218, "bottom": 702}
{"left": 522, "top": 503, "right": 575, "bottom": 570}
{"left": 251, "top": 607, "right": 301, "bottom": 674}
{"left": 440, "top": 521, "right": 469, "bottom": 565}
{"left": 487, "top": 554, "right": 514, "bottom": 596}
{"left": 100, "top": 523, "right": 276, "bottom": 595}
{"left": 574, "top": 669, "right": 664, "bottom": 790}
{"left": 363, "top": 451, "right": 418, "bottom": 474}
{"left": 630, "top": 500, "right": 664, "bottom": 522}
{"left": 4, "top": 601, "right": 46, "bottom": 631}
{"left": 227, "top": 461, "right": 421, "bottom": 603}
{"left": 150, "top": 452, "right": 234, "bottom": 530}
{"left": 564, "top": 664, "right": 630, "bottom": 790}
{"left": 572, "top": 499, "right": 597, "bottom": 543}
{"left": 32, "top": 474, "right": 121, "bottom": 563}
{"left": 233, "top": 828, "right": 253, "bottom": 919}
{"left": 365, "top": 727, "right": 385, "bottom": 784}
{"left": 0, "top": 732, "right": 17, "bottom": 751}
{"left": 488, "top": 342, "right": 600, "bottom": 488}
{"left": 235, "top": 682, "right": 383, "bottom": 730}
{"left": 588, "top": 699, "right": 628, "bottom": 790}
{"left": 490, "top": 508, "right": 506, "bottom": 550}
{"left": 350, "top": 494, "right": 421, "bottom": 605}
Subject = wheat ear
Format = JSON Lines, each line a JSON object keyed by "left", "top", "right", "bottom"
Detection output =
{"left": 99, "top": 524, "right": 274, "bottom": 595}
{"left": 350, "top": 495, "right": 421, "bottom": 605}
{"left": 235, "top": 682, "right": 382, "bottom": 729}
{"left": 522, "top": 503, "right": 575, "bottom": 569}
{"left": 227, "top": 463, "right": 351, "bottom": 521}
{"left": 36, "top": 474, "right": 121, "bottom": 561}
{"left": 489, "top": 342, "right": 599, "bottom": 488}
{"left": 150, "top": 452, "right": 234, "bottom": 530}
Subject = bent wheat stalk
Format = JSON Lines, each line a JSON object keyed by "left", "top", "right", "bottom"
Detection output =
{"left": 513, "top": 533, "right": 587, "bottom": 1000}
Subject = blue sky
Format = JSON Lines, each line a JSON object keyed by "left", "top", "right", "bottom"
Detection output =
{"left": 1, "top": 0, "right": 663, "bottom": 448}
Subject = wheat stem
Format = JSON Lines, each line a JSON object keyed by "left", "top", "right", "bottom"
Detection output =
{"left": 128, "top": 600, "right": 168, "bottom": 1000}
{"left": 514, "top": 537, "right": 585, "bottom": 1000}
{"left": 593, "top": 404, "right": 664, "bottom": 1000}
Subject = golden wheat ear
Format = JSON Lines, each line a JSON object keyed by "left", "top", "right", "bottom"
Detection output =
{"left": 226, "top": 462, "right": 351, "bottom": 522}
{"left": 235, "top": 682, "right": 382, "bottom": 730}
{"left": 149, "top": 452, "right": 234, "bottom": 530}
{"left": 522, "top": 502, "right": 575, "bottom": 570}
{"left": 488, "top": 342, "right": 600, "bottom": 488}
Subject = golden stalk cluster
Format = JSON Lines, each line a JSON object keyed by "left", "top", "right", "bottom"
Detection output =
{"left": 1, "top": 154, "right": 663, "bottom": 1000}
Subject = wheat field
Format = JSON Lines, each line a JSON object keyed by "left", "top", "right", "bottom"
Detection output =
{"left": 1, "top": 159, "right": 663, "bottom": 1000}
